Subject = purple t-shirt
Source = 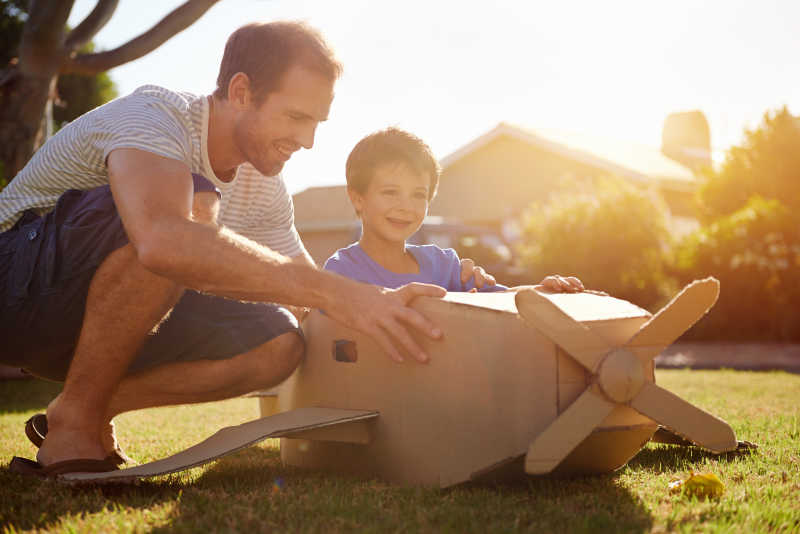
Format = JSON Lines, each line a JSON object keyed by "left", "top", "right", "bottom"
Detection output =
{"left": 323, "top": 243, "right": 508, "bottom": 292}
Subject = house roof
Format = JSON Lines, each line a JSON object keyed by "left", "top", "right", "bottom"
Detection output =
{"left": 440, "top": 122, "right": 697, "bottom": 192}
{"left": 292, "top": 184, "right": 354, "bottom": 230}
{"left": 293, "top": 122, "right": 700, "bottom": 227}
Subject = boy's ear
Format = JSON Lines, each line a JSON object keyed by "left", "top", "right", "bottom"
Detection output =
{"left": 347, "top": 186, "right": 364, "bottom": 216}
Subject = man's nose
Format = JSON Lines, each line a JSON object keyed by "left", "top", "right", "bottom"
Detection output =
{"left": 297, "top": 123, "right": 317, "bottom": 150}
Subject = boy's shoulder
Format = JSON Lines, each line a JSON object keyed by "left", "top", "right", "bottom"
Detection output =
{"left": 407, "top": 244, "right": 459, "bottom": 264}
{"left": 323, "top": 242, "right": 363, "bottom": 270}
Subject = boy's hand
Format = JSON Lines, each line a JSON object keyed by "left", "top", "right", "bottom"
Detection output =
{"left": 539, "top": 275, "right": 584, "bottom": 293}
{"left": 327, "top": 281, "right": 446, "bottom": 364}
{"left": 459, "top": 258, "right": 497, "bottom": 288}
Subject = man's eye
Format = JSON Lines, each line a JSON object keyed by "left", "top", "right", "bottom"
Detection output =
{"left": 414, "top": 192, "right": 427, "bottom": 199}
{"left": 382, "top": 190, "right": 397, "bottom": 196}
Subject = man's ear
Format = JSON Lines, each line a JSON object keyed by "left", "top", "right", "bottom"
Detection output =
{"left": 347, "top": 186, "right": 364, "bottom": 217}
{"left": 227, "top": 72, "right": 252, "bottom": 110}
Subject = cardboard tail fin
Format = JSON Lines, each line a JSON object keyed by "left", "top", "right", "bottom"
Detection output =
{"left": 60, "top": 408, "right": 378, "bottom": 483}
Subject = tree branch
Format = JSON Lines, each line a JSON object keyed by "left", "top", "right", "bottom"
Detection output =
{"left": 64, "top": 0, "right": 119, "bottom": 52}
{"left": 18, "top": 0, "right": 74, "bottom": 75}
{"left": 61, "top": 0, "right": 219, "bottom": 75}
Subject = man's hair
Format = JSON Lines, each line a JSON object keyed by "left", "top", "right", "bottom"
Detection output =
{"left": 214, "top": 21, "right": 342, "bottom": 105}
{"left": 346, "top": 127, "right": 441, "bottom": 202}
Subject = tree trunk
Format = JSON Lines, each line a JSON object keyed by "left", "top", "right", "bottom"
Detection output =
{"left": 0, "top": 0, "right": 70, "bottom": 178}
{"left": 0, "top": 71, "right": 56, "bottom": 177}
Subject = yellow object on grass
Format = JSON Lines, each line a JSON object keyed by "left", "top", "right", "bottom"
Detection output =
{"left": 668, "top": 471, "right": 725, "bottom": 498}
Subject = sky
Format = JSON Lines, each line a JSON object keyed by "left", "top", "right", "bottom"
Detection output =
{"left": 69, "top": 0, "right": 800, "bottom": 195}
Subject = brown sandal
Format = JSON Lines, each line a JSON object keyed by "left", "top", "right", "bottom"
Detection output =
{"left": 24, "top": 414, "right": 134, "bottom": 466}
{"left": 9, "top": 456, "right": 119, "bottom": 479}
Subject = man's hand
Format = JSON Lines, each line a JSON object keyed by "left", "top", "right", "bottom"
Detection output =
{"left": 459, "top": 258, "right": 497, "bottom": 289}
{"left": 539, "top": 275, "right": 584, "bottom": 293}
{"left": 326, "top": 281, "right": 446, "bottom": 364}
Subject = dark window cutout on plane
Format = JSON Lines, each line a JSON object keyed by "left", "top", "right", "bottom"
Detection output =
{"left": 333, "top": 339, "right": 358, "bottom": 363}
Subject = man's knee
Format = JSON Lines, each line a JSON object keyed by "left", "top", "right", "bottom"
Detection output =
{"left": 247, "top": 332, "right": 305, "bottom": 384}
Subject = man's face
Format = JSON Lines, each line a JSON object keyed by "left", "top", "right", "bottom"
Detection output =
{"left": 234, "top": 64, "right": 334, "bottom": 176}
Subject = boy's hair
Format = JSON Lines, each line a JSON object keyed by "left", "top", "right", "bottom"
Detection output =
{"left": 346, "top": 128, "right": 440, "bottom": 201}
{"left": 214, "top": 21, "right": 342, "bottom": 106}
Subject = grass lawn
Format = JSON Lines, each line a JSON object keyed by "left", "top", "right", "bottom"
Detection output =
{"left": 1, "top": 369, "right": 798, "bottom": 533}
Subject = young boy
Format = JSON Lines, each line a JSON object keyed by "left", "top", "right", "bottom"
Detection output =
{"left": 324, "top": 127, "right": 583, "bottom": 293}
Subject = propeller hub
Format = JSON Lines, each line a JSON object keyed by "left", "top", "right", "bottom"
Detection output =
{"left": 597, "top": 348, "right": 645, "bottom": 403}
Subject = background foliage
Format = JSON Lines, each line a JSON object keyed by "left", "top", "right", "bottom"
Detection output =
{"left": 518, "top": 107, "right": 800, "bottom": 341}
{"left": 671, "top": 108, "right": 800, "bottom": 341}
{"left": 519, "top": 177, "right": 675, "bottom": 311}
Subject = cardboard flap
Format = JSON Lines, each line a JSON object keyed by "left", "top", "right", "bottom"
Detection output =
{"left": 61, "top": 408, "right": 379, "bottom": 483}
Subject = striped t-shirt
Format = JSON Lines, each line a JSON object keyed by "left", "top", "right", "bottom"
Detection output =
{"left": 0, "top": 85, "right": 304, "bottom": 257}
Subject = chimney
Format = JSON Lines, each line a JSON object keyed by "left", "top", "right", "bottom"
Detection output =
{"left": 661, "top": 111, "right": 711, "bottom": 172}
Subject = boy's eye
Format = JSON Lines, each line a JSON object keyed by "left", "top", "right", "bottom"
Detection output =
{"left": 381, "top": 189, "right": 398, "bottom": 196}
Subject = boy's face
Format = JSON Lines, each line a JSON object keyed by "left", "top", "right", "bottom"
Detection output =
{"left": 349, "top": 162, "right": 431, "bottom": 245}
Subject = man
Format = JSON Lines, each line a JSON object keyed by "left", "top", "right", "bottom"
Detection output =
{"left": 0, "top": 21, "right": 495, "bottom": 476}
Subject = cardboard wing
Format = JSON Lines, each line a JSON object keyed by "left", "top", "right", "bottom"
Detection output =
{"left": 60, "top": 408, "right": 378, "bottom": 483}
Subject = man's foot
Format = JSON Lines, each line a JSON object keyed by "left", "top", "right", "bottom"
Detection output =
{"left": 25, "top": 414, "right": 133, "bottom": 465}
{"left": 36, "top": 396, "right": 111, "bottom": 467}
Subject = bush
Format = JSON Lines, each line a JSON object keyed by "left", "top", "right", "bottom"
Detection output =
{"left": 671, "top": 196, "right": 800, "bottom": 341}
{"left": 697, "top": 106, "right": 800, "bottom": 221}
{"left": 518, "top": 177, "right": 675, "bottom": 311}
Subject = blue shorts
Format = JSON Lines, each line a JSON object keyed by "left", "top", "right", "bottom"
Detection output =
{"left": 0, "top": 178, "right": 302, "bottom": 381}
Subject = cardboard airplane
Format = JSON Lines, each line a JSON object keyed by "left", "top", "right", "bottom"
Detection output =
{"left": 62, "top": 278, "right": 738, "bottom": 485}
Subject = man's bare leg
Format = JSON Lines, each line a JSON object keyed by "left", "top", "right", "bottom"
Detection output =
{"left": 38, "top": 243, "right": 182, "bottom": 466}
{"left": 106, "top": 332, "right": 303, "bottom": 417}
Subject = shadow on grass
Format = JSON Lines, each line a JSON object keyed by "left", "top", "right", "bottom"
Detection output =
{"left": 0, "top": 464, "right": 182, "bottom": 530}
{"left": 148, "top": 448, "right": 654, "bottom": 533}
{"left": 0, "top": 377, "right": 61, "bottom": 413}
{"left": 628, "top": 443, "right": 756, "bottom": 471}
{"left": 1, "top": 444, "right": 656, "bottom": 533}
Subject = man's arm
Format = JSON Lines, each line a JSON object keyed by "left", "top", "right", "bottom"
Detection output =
{"left": 108, "top": 148, "right": 444, "bottom": 362}
{"left": 283, "top": 250, "right": 316, "bottom": 322}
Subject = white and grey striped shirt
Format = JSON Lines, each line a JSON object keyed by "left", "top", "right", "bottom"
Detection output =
{"left": 0, "top": 85, "right": 304, "bottom": 257}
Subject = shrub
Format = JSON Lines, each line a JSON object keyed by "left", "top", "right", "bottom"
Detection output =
{"left": 518, "top": 177, "right": 675, "bottom": 311}
{"left": 671, "top": 196, "right": 800, "bottom": 341}
{"left": 697, "top": 106, "right": 800, "bottom": 221}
